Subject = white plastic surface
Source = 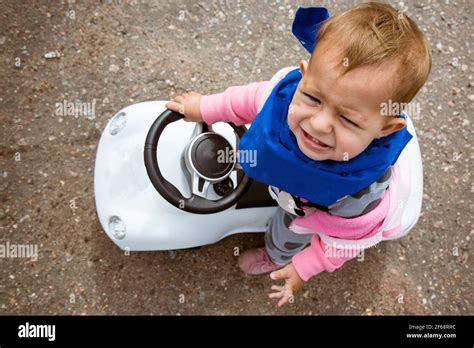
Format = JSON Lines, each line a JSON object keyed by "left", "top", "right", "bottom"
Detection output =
{"left": 94, "top": 101, "right": 276, "bottom": 251}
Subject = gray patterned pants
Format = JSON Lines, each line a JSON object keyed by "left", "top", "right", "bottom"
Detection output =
{"left": 265, "top": 207, "right": 313, "bottom": 265}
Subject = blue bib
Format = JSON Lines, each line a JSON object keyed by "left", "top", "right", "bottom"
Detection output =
{"left": 238, "top": 7, "right": 413, "bottom": 206}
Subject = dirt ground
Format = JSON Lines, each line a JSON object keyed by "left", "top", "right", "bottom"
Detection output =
{"left": 0, "top": 0, "right": 472, "bottom": 315}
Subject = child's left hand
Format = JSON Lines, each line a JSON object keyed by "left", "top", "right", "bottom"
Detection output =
{"left": 269, "top": 263, "right": 304, "bottom": 307}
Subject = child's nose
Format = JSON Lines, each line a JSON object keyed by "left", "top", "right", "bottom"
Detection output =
{"left": 309, "top": 110, "right": 333, "bottom": 133}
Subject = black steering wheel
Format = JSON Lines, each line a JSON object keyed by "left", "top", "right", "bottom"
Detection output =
{"left": 144, "top": 109, "right": 253, "bottom": 214}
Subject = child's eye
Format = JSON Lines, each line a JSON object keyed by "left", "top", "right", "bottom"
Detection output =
{"left": 304, "top": 93, "right": 321, "bottom": 105}
{"left": 341, "top": 115, "right": 359, "bottom": 128}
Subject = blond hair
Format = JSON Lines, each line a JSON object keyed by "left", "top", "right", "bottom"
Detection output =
{"left": 315, "top": 1, "right": 432, "bottom": 104}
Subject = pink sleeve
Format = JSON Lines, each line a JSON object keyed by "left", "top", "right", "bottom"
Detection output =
{"left": 292, "top": 236, "right": 356, "bottom": 282}
{"left": 291, "top": 189, "right": 395, "bottom": 281}
{"left": 199, "top": 81, "right": 270, "bottom": 125}
{"left": 292, "top": 224, "right": 401, "bottom": 282}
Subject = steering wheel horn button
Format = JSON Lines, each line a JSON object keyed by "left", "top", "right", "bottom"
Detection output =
{"left": 188, "top": 132, "right": 235, "bottom": 181}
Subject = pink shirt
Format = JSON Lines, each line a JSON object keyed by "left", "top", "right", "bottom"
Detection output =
{"left": 200, "top": 67, "right": 392, "bottom": 281}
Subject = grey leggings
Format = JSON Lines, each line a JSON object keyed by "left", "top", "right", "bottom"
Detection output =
{"left": 265, "top": 207, "right": 312, "bottom": 266}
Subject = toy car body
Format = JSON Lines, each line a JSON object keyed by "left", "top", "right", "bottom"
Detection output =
{"left": 94, "top": 101, "right": 423, "bottom": 251}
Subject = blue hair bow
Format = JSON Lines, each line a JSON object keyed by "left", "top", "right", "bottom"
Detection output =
{"left": 292, "top": 7, "right": 330, "bottom": 54}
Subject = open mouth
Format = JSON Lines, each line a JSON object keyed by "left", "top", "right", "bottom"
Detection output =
{"left": 300, "top": 128, "right": 332, "bottom": 151}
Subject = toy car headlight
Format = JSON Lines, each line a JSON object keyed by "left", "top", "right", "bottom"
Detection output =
{"left": 109, "top": 216, "right": 126, "bottom": 240}
{"left": 109, "top": 112, "right": 127, "bottom": 135}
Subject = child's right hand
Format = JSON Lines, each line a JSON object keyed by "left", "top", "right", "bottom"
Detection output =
{"left": 165, "top": 92, "right": 203, "bottom": 123}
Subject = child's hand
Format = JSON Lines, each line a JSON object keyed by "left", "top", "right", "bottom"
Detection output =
{"left": 165, "top": 92, "right": 203, "bottom": 123}
{"left": 269, "top": 263, "right": 304, "bottom": 307}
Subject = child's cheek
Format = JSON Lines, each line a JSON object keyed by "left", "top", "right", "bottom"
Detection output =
{"left": 338, "top": 136, "right": 368, "bottom": 160}
{"left": 288, "top": 101, "right": 304, "bottom": 125}
{"left": 287, "top": 104, "right": 298, "bottom": 131}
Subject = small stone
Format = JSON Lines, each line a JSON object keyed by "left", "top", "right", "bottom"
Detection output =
{"left": 19, "top": 215, "right": 30, "bottom": 223}
{"left": 0, "top": 36, "right": 5, "bottom": 45}
{"left": 468, "top": 95, "right": 474, "bottom": 101}
{"left": 109, "top": 64, "right": 120, "bottom": 73}
{"left": 199, "top": 291, "right": 205, "bottom": 303}
{"left": 435, "top": 42, "right": 443, "bottom": 51}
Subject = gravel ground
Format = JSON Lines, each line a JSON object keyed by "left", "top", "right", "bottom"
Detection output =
{"left": 0, "top": 0, "right": 472, "bottom": 315}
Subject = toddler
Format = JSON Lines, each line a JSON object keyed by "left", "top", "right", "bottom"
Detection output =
{"left": 166, "top": 2, "right": 432, "bottom": 307}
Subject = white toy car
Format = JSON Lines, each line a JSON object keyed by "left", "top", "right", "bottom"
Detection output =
{"left": 94, "top": 101, "right": 423, "bottom": 251}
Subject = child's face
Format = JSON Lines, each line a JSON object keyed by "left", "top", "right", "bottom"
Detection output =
{"left": 288, "top": 39, "right": 406, "bottom": 162}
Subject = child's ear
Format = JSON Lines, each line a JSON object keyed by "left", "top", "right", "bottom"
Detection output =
{"left": 299, "top": 60, "right": 309, "bottom": 76}
{"left": 377, "top": 117, "right": 407, "bottom": 138}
